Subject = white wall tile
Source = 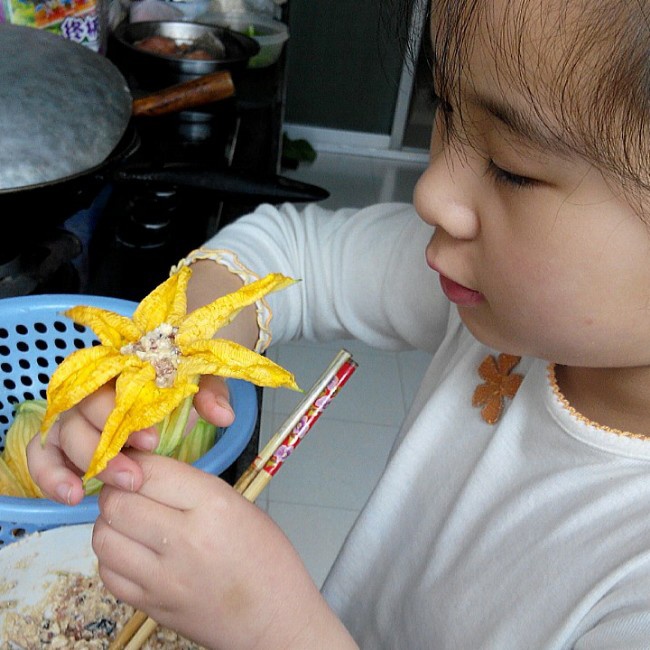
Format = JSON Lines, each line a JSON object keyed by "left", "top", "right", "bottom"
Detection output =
{"left": 264, "top": 412, "right": 397, "bottom": 510}
{"left": 271, "top": 343, "right": 405, "bottom": 427}
{"left": 267, "top": 500, "right": 360, "bottom": 589}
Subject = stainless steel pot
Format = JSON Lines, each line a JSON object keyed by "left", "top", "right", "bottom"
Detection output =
{"left": 108, "top": 20, "right": 260, "bottom": 88}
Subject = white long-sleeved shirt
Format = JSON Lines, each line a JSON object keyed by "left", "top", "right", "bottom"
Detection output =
{"left": 205, "top": 202, "right": 650, "bottom": 649}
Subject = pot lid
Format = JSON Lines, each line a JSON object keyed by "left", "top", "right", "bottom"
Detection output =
{"left": 0, "top": 24, "right": 132, "bottom": 191}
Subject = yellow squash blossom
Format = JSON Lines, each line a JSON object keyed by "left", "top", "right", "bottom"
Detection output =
{"left": 40, "top": 267, "right": 300, "bottom": 483}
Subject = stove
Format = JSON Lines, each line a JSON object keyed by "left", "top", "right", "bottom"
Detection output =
{"left": 86, "top": 33, "right": 290, "bottom": 298}
{"left": 2, "top": 8, "right": 330, "bottom": 304}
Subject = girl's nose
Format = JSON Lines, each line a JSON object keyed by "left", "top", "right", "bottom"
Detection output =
{"left": 413, "top": 140, "right": 480, "bottom": 240}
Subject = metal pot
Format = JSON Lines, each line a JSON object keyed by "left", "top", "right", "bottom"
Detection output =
{"left": 0, "top": 24, "right": 131, "bottom": 191}
{"left": 108, "top": 20, "right": 260, "bottom": 88}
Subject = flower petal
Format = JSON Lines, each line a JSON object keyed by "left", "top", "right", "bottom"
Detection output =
{"left": 177, "top": 273, "right": 296, "bottom": 346}
{"left": 501, "top": 373, "right": 524, "bottom": 398}
{"left": 41, "top": 347, "right": 133, "bottom": 437}
{"left": 133, "top": 266, "right": 190, "bottom": 332}
{"left": 83, "top": 365, "right": 198, "bottom": 481}
{"left": 64, "top": 305, "right": 141, "bottom": 347}
{"left": 481, "top": 399, "right": 503, "bottom": 425}
{"left": 180, "top": 338, "right": 301, "bottom": 391}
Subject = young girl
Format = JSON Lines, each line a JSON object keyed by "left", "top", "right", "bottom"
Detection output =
{"left": 27, "top": 0, "right": 650, "bottom": 647}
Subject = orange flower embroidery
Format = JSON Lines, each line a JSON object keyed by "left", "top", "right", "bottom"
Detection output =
{"left": 472, "top": 353, "right": 523, "bottom": 424}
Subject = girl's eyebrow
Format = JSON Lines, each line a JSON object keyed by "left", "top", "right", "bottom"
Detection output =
{"left": 468, "top": 91, "right": 573, "bottom": 156}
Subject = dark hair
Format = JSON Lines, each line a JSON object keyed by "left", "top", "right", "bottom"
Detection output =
{"left": 429, "top": 0, "right": 650, "bottom": 196}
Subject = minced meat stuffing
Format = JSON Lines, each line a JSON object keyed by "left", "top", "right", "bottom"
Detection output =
{"left": 0, "top": 571, "right": 205, "bottom": 649}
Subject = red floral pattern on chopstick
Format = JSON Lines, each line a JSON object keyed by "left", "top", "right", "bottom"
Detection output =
{"left": 264, "top": 359, "right": 357, "bottom": 477}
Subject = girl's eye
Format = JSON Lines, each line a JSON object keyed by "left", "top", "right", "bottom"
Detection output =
{"left": 486, "top": 160, "right": 537, "bottom": 189}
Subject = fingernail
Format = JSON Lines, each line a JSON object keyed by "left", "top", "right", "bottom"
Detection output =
{"left": 139, "top": 430, "right": 159, "bottom": 451}
{"left": 56, "top": 483, "right": 73, "bottom": 505}
{"left": 114, "top": 471, "right": 135, "bottom": 491}
{"left": 216, "top": 396, "right": 234, "bottom": 415}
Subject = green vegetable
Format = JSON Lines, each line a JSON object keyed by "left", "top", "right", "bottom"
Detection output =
{"left": 1, "top": 399, "right": 47, "bottom": 497}
{"left": 172, "top": 418, "right": 220, "bottom": 464}
{"left": 0, "top": 396, "right": 220, "bottom": 498}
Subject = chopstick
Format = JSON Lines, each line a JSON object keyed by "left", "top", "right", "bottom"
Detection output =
{"left": 109, "top": 349, "right": 357, "bottom": 650}
{"left": 234, "top": 349, "right": 356, "bottom": 495}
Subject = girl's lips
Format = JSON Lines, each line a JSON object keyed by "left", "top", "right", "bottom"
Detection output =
{"left": 438, "top": 273, "right": 485, "bottom": 306}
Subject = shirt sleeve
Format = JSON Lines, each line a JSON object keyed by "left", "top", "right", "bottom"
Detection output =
{"left": 203, "top": 201, "right": 451, "bottom": 352}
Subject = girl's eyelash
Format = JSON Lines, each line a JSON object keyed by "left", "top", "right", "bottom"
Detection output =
{"left": 486, "top": 160, "right": 537, "bottom": 189}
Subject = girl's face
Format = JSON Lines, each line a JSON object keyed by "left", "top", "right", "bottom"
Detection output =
{"left": 415, "top": 0, "right": 650, "bottom": 368}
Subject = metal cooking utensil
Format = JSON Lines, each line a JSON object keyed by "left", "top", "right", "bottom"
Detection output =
{"left": 0, "top": 23, "right": 132, "bottom": 192}
{"left": 109, "top": 20, "right": 259, "bottom": 87}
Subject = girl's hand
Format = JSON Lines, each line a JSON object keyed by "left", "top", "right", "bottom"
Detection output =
{"left": 26, "top": 376, "right": 235, "bottom": 506}
{"left": 93, "top": 452, "right": 358, "bottom": 650}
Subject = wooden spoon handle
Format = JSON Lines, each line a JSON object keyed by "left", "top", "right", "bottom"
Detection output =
{"left": 131, "top": 70, "right": 235, "bottom": 117}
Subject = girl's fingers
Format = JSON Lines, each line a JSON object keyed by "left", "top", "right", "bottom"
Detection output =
{"left": 28, "top": 406, "right": 146, "bottom": 503}
{"left": 123, "top": 427, "right": 160, "bottom": 451}
{"left": 194, "top": 375, "right": 235, "bottom": 427}
{"left": 75, "top": 383, "right": 117, "bottom": 430}
{"left": 26, "top": 423, "right": 86, "bottom": 504}
{"left": 125, "top": 450, "right": 229, "bottom": 510}
{"left": 28, "top": 375, "right": 234, "bottom": 505}
{"left": 93, "top": 514, "right": 174, "bottom": 599}
{"left": 59, "top": 409, "right": 146, "bottom": 490}
{"left": 53, "top": 410, "right": 105, "bottom": 475}
{"left": 27, "top": 408, "right": 107, "bottom": 503}
{"left": 96, "top": 453, "right": 250, "bottom": 552}
{"left": 103, "top": 450, "right": 223, "bottom": 523}
{"left": 96, "top": 483, "right": 186, "bottom": 553}
{"left": 72, "top": 384, "right": 159, "bottom": 451}
{"left": 94, "top": 563, "right": 145, "bottom": 611}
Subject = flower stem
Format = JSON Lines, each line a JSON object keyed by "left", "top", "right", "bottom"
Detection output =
{"left": 155, "top": 393, "right": 195, "bottom": 457}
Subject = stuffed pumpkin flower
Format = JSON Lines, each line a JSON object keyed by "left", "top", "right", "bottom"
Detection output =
{"left": 40, "top": 267, "right": 300, "bottom": 483}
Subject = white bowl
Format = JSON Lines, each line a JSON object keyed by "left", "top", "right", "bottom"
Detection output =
{"left": 0, "top": 524, "right": 97, "bottom": 635}
{"left": 197, "top": 10, "right": 289, "bottom": 67}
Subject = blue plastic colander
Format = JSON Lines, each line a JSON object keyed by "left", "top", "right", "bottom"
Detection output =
{"left": 0, "top": 294, "right": 257, "bottom": 547}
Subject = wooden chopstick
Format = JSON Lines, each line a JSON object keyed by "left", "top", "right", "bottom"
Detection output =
{"left": 109, "top": 349, "right": 357, "bottom": 650}
{"left": 123, "top": 617, "right": 158, "bottom": 650}
{"left": 234, "top": 349, "right": 355, "bottom": 494}
{"left": 239, "top": 351, "right": 357, "bottom": 502}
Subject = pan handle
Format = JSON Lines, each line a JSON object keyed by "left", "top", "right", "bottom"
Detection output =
{"left": 131, "top": 70, "right": 235, "bottom": 117}
{"left": 113, "top": 162, "right": 330, "bottom": 203}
